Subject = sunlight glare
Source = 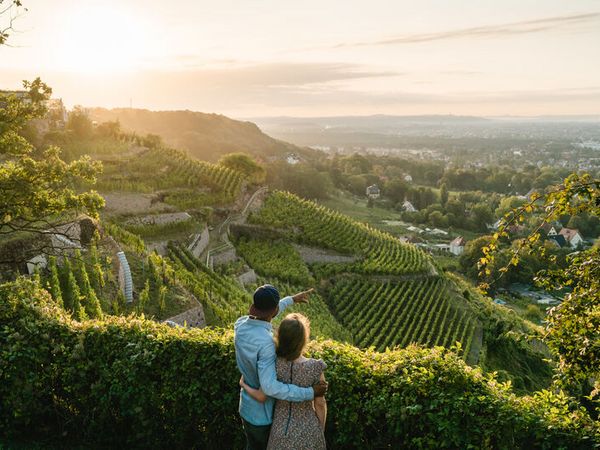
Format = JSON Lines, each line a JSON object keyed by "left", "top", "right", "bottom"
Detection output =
{"left": 55, "top": 5, "right": 152, "bottom": 74}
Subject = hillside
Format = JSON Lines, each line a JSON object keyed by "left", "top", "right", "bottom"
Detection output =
{"left": 0, "top": 128, "right": 594, "bottom": 447}
{"left": 1, "top": 280, "right": 597, "bottom": 449}
{"left": 88, "top": 108, "right": 310, "bottom": 162}
{"left": 228, "top": 190, "right": 552, "bottom": 392}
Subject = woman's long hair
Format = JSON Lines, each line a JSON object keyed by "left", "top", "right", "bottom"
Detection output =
{"left": 275, "top": 313, "right": 310, "bottom": 361}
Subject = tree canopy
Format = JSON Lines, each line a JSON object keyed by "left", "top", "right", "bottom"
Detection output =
{"left": 0, "top": 78, "right": 103, "bottom": 261}
{"left": 481, "top": 173, "right": 600, "bottom": 408}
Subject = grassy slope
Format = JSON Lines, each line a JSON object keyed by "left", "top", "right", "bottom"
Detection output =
{"left": 242, "top": 191, "right": 552, "bottom": 392}
{"left": 88, "top": 108, "right": 308, "bottom": 162}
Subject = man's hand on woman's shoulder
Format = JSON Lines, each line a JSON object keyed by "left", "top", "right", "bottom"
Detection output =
{"left": 292, "top": 288, "right": 314, "bottom": 304}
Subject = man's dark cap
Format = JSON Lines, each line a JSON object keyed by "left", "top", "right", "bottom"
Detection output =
{"left": 250, "top": 284, "right": 280, "bottom": 318}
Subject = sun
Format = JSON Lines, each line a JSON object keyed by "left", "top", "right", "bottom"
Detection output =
{"left": 54, "top": 4, "right": 152, "bottom": 74}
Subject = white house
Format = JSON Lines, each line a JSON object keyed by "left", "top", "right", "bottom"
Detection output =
{"left": 559, "top": 228, "right": 584, "bottom": 248}
{"left": 404, "top": 174, "right": 413, "bottom": 183}
{"left": 286, "top": 153, "right": 300, "bottom": 165}
{"left": 402, "top": 200, "right": 416, "bottom": 212}
{"left": 449, "top": 236, "right": 466, "bottom": 256}
{"left": 366, "top": 184, "right": 380, "bottom": 199}
{"left": 433, "top": 243, "right": 451, "bottom": 253}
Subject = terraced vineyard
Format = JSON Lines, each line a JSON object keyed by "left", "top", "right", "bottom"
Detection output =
{"left": 249, "top": 191, "right": 433, "bottom": 276}
{"left": 236, "top": 238, "right": 312, "bottom": 285}
{"left": 98, "top": 147, "right": 244, "bottom": 201}
{"left": 270, "top": 281, "right": 352, "bottom": 343}
{"left": 152, "top": 148, "right": 244, "bottom": 198}
{"left": 326, "top": 277, "right": 478, "bottom": 357}
{"left": 167, "top": 242, "right": 251, "bottom": 325}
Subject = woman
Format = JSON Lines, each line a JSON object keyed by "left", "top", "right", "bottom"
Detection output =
{"left": 240, "top": 313, "right": 327, "bottom": 450}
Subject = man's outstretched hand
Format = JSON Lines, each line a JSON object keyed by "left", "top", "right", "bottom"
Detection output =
{"left": 312, "top": 380, "right": 328, "bottom": 397}
{"left": 292, "top": 288, "right": 314, "bottom": 304}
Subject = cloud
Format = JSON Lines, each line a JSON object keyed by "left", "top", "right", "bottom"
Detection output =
{"left": 2, "top": 65, "right": 598, "bottom": 116}
{"left": 178, "top": 62, "right": 400, "bottom": 87}
{"left": 332, "top": 12, "right": 600, "bottom": 48}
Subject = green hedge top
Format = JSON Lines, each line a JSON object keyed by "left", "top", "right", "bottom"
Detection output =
{"left": 0, "top": 279, "right": 597, "bottom": 449}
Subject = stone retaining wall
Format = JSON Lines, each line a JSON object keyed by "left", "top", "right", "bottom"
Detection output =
{"left": 293, "top": 244, "right": 358, "bottom": 264}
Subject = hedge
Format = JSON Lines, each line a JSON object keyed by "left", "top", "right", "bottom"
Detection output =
{"left": 0, "top": 279, "right": 598, "bottom": 449}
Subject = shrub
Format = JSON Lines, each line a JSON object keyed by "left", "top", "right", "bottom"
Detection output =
{"left": 0, "top": 279, "right": 597, "bottom": 449}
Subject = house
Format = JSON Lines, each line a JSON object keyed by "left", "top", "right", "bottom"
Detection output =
{"left": 541, "top": 222, "right": 561, "bottom": 236}
{"left": 366, "top": 184, "right": 380, "bottom": 199}
{"left": 547, "top": 234, "right": 567, "bottom": 248}
{"left": 449, "top": 236, "right": 466, "bottom": 256}
{"left": 433, "top": 243, "right": 451, "bottom": 253}
{"left": 404, "top": 174, "right": 413, "bottom": 183}
{"left": 286, "top": 153, "right": 300, "bottom": 165}
{"left": 402, "top": 200, "right": 417, "bottom": 212}
{"left": 1, "top": 91, "right": 67, "bottom": 131}
{"left": 559, "top": 228, "right": 584, "bottom": 248}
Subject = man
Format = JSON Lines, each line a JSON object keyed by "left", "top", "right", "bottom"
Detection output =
{"left": 234, "top": 284, "right": 328, "bottom": 450}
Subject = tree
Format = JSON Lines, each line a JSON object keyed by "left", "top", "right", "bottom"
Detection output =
{"left": 219, "top": 152, "right": 265, "bottom": 184}
{"left": 270, "top": 164, "right": 332, "bottom": 200}
{"left": 95, "top": 120, "right": 121, "bottom": 139}
{"left": 112, "top": 289, "right": 126, "bottom": 315}
{"left": 74, "top": 249, "right": 103, "bottom": 319}
{"left": 158, "top": 285, "right": 167, "bottom": 318}
{"left": 46, "top": 256, "right": 63, "bottom": 307}
{"left": 384, "top": 179, "right": 408, "bottom": 204}
{"left": 446, "top": 199, "right": 465, "bottom": 219}
{"left": 136, "top": 280, "right": 150, "bottom": 315}
{"left": 481, "top": 173, "right": 600, "bottom": 406}
{"left": 459, "top": 236, "right": 493, "bottom": 280}
{"left": 429, "top": 211, "right": 447, "bottom": 228}
{"left": 88, "top": 237, "right": 105, "bottom": 294}
{"left": 471, "top": 203, "right": 494, "bottom": 232}
{"left": 495, "top": 196, "right": 526, "bottom": 218}
{"left": 0, "top": 78, "right": 104, "bottom": 263}
{"left": 62, "top": 257, "right": 86, "bottom": 321}
{"left": 67, "top": 106, "right": 94, "bottom": 139}
{"left": 440, "top": 183, "right": 449, "bottom": 207}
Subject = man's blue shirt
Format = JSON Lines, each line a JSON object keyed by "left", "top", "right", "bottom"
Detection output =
{"left": 234, "top": 296, "right": 314, "bottom": 426}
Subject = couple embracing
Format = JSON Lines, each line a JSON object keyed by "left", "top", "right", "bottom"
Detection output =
{"left": 234, "top": 284, "right": 328, "bottom": 450}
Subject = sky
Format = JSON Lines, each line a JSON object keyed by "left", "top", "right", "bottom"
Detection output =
{"left": 1, "top": 0, "right": 600, "bottom": 117}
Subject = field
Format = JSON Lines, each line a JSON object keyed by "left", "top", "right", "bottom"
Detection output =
{"left": 325, "top": 277, "right": 478, "bottom": 358}
{"left": 230, "top": 191, "right": 487, "bottom": 362}
{"left": 249, "top": 191, "right": 434, "bottom": 276}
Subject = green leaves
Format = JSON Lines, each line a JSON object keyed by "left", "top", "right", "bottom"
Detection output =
{"left": 2, "top": 278, "right": 597, "bottom": 448}
{"left": 479, "top": 173, "right": 600, "bottom": 405}
{"left": 0, "top": 79, "right": 104, "bottom": 248}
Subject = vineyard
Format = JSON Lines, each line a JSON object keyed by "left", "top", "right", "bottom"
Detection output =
{"left": 167, "top": 241, "right": 252, "bottom": 325}
{"left": 235, "top": 238, "right": 312, "bottom": 285}
{"left": 270, "top": 281, "right": 352, "bottom": 343}
{"left": 97, "top": 147, "right": 244, "bottom": 204}
{"left": 249, "top": 191, "right": 434, "bottom": 276}
{"left": 40, "top": 235, "right": 195, "bottom": 321}
{"left": 326, "top": 277, "right": 479, "bottom": 359}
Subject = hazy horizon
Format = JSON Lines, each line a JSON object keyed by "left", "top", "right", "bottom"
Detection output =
{"left": 2, "top": 0, "right": 600, "bottom": 117}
